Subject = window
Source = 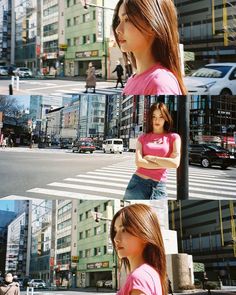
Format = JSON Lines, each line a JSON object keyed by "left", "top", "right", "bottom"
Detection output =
{"left": 67, "top": 19, "right": 71, "bottom": 27}
{"left": 93, "top": 33, "right": 96, "bottom": 43}
{"left": 67, "top": 38, "right": 71, "bottom": 46}
{"left": 94, "top": 247, "right": 101, "bottom": 256}
{"left": 79, "top": 232, "right": 83, "bottom": 239}
{"left": 85, "top": 210, "right": 90, "bottom": 219}
{"left": 85, "top": 249, "right": 91, "bottom": 257}
{"left": 79, "top": 213, "right": 83, "bottom": 221}
{"left": 67, "top": 0, "right": 70, "bottom": 7}
{"left": 74, "top": 16, "right": 79, "bottom": 25}
{"left": 83, "top": 13, "right": 90, "bottom": 22}
{"left": 94, "top": 226, "right": 101, "bottom": 235}
{"left": 103, "top": 224, "right": 106, "bottom": 232}
{"left": 85, "top": 229, "right": 91, "bottom": 238}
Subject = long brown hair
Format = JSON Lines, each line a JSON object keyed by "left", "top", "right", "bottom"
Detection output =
{"left": 112, "top": 0, "right": 187, "bottom": 95}
{"left": 146, "top": 102, "right": 173, "bottom": 133}
{"left": 110, "top": 203, "right": 167, "bottom": 295}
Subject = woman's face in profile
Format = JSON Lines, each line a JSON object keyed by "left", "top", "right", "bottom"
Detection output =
{"left": 113, "top": 215, "right": 146, "bottom": 259}
{"left": 115, "top": 3, "right": 155, "bottom": 54}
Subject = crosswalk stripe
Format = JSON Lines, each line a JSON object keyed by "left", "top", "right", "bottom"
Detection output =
{"left": 167, "top": 174, "right": 236, "bottom": 183}
{"left": 27, "top": 188, "right": 114, "bottom": 199}
{"left": 95, "top": 169, "right": 132, "bottom": 175}
{"left": 0, "top": 195, "right": 36, "bottom": 200}
{"left": 167, "top": 183, "right": 235, "bottom": 196}
{"left": 76, "top": 174, "right": 130, "bottom": 183}
{"left": 88, "top": 171, "right": 131, "bottom": 178}
{"left": 64, "top": 178, "right": 128, "bottom": 188}
{"left": 47, "top": 182, "right": 125, "bottom": 195}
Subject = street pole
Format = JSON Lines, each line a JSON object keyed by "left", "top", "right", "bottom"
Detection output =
{"left": 177, "top": 96, "right": 189, "bottom": 200}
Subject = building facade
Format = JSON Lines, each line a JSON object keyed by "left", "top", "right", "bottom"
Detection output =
{"left": 64, "top": 0, "right": 117, "bottom": 78}
{"left": 169, "top": 200, "right": 236, "bottom": 285}
{"left": 13, "top": 0, "right": 40, "bottom": 73}
{"left": 0, "top": 210, "right": 16, "bottom": 275}
{"left": 175, "top": 0, "right": 236, "bottom": 68}
{"left": 30, "top": 199, "right": 54, "bottom": 283}
{"left": 0, "top": 0, "right": 11, "bottom": 65}
{"left": 5, "top": 212, "right": 28, "bottom": 276}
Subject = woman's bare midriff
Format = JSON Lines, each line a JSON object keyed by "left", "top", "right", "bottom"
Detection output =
{"left": 135, "top": 172, "right": 154, "bottom": 180}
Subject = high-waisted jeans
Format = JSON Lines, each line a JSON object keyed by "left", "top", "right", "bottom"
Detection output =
{"left": 123, "top": 174, "right": 167, "bottom": 200}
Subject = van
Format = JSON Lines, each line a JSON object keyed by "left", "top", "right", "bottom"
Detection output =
{"left": 103, "top": 138, "right": 123, "bottom": 154}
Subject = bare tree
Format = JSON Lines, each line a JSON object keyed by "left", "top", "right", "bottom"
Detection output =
{"left": 0, "top": 96, "right": 22, "bottom": 117}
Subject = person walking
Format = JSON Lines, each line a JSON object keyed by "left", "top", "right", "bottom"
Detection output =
{"left": 112, "top": 61, "right": 124, "bottom": 88}
{"left": 0, "top": 273, "right": 20, "bottom": 295}
{"left": 112, "top": 0, "right": 187, "bottom": 95}
{"left": 110, "top": 203, "right": 167, "bottom": 295}
{"left": 124, "top": 102, "right": 181, "bottom": 200}
{"left": 84, "top": 62, "right": 96, "bottom": 93}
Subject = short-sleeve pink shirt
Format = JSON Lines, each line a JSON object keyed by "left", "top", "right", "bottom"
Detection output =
{"left": 136, "top": 132, "right": 180, "bottom": 182}
{"left": 123, "top": 63, "right": 182, "bottom": 95}
{"left": 117, "top": 263, "right": 162, "bottom": 295}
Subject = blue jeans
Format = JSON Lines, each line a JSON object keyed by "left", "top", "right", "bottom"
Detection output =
{"left": 123, "top": 174, "right": 167, "bottom": 200}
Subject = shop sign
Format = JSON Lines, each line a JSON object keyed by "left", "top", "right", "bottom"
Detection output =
{"left": 59, "top": 44, "right": 68, "bottom": 49}
{"left": 96, "top": 7, "right": 103, "bottom": 42}
{"left": 59, "top": 264, "right": 70, "bottom": 271}
{"left": 72, "top": 256, "right": 79, "bottom": 262}
{"left": 195, "top": 135, "right": 221, "bottom": 143}
{"left": 75, "top": 50, "right": 99, "bottom": 58}
{"left": 87, "top": 261, "right": 109, "bottom": 269}
{"left": 71, "top": 262, "right": 77, "bottom": 268}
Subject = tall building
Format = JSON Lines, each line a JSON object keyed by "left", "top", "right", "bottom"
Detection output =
{"left": 53, "top": 200, "right": 78, "bottom": 288}
{"left": 0, "top": 209, "right": 16, "bottom": 274}
{"left": 13, "top": 0, "right": 40, "bottom": 73}
{"left": 0, "top": 0, "right": 11, "bottom": 65}
{"left": 30, "top": 199, "right": 55, "bottom": 283}
{"left": 169, "top": 200, "right": 236, "bottom": 285}
{"left": 5, "top": 212, "right": 28, "bottom": 276}
{"left": 175, "top": 0, "right": 236, "bottom": 67}
{"left": 40, "top": 0, "right": 65, "bottom": 75}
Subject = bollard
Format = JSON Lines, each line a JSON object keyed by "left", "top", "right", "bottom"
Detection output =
{"left": 26, "top": 286, "right": 34, "bottom": 295}
{"left": 16, "top": 76, "right": 20, "bottom": 90}
{"left": 11, "top": 75, "right": 15, "bottom": 88}
{"left": 9, "top": 84, "right": 13, "bottom": 95}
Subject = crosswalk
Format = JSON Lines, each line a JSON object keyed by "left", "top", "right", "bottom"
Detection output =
{"left": 2, "top": 159, "right": 236, "bottom": 201}
{"left": 48, "top": 86, "right": 123, "bottom": 97}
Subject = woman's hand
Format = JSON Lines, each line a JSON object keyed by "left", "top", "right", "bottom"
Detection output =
{"left": 143, "top": 155, "right": 156, "bottom": 163}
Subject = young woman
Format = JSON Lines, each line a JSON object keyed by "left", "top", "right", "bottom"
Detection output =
{"left": 110, "top": 203, "right": 167, "bottom": 295}
{"left": 124, "top": 102, "right": 181, "bottom": 200}
{"left": 112, "top": 0, "right": 186, "bottom": 95}
{"left": 84, "top": 62, "right": 96, "bottom": 93}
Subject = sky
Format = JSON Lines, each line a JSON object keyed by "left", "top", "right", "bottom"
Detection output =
{"left": 0, "top": 200, "right": 15, "bottom": 212}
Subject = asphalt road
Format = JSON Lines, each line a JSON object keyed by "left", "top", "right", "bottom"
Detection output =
{"left": 0, "top": 148, "right": 133, "bottom": 198}
{"left": 1, "top": 147, "right": 235, "bottom": 200}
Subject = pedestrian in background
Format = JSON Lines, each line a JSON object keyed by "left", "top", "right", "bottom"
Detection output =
{"left": 110, "top": 203, "right": 167, "bottom": 295}
{"left": 0, "top": 273, "right": 20, "bottom": 295}
{"left": 124, "top": 102, "right": 181, "bottom": 200}
{"left": 112, "top": 61, "right": 124, "bottom": 88}
{"left": 84, "top": 62, "right": 96, "bottom": 93}
{"left": 112, "top": 0, "right": 187, "bottom": 95}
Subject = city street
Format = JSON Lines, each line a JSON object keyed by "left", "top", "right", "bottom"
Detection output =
{"left": 19, "top": 289, "right": 236, "bottom": 295}
{"left": 0, "top": 78, "right": 123, "bottom": 97}
{"left": 0, "top": 147, "right": 235, "bottom": 200}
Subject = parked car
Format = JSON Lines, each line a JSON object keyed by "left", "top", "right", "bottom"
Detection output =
{"left": 14, "top": 67, "right": 33, "bottom": 77}
{"left": 189, "top": 144, "right": 233, "bottom": 169}
{"left": 28, "top": 279, "right": 46, "bottom": 288}
{"left": 184, "top": 63, "right": 236, "bottom": 95}
{"left": 104, "top": 280, "right": 112, "bottom": 288}
{"left": 72, "top": 139, "right": 96, "bottom": 153}
{"left": 60, "top": 138, "right": 73, "bottom": 149}
{"left": 0, "top": 66, "right": 9, "bottom": 76}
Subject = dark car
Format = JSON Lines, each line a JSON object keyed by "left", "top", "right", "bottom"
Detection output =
{"left": 60, "top": 138, "right": 73, "bottom": 149}
{"left": 189, "top": 144, "right": 232, "bottom": 169}
{"left": 72, "top": 140, "right": 96, "bottom": 153}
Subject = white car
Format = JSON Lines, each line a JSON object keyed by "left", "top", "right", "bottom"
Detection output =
{"left": 14, "top": 67, "right": 33, "bottom": 77}
{"left": 184, "top": 63, "right": 236, "bottom": 95}
{"left": 0, "top": 66, "right": 8, "bottom": 76}
{"left": 29, "top": 279, "right": 46, "bottom": 288}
